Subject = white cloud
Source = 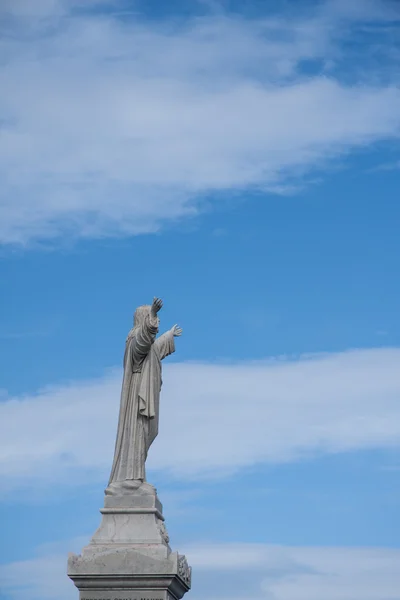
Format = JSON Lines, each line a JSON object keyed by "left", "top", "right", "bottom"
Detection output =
{"left": 322, "top": 0, "right": 400, "bottom": 21}
{"left": 0, "top": 1, "right": 399, "bottom": 244}
{"left": 187, "top": 543, "right": 400, "bottom": 600}
{"left": 0, "top": 538, "right": 86, "bottom": 600}
{"left": 1, "top": 348, "right": 400, "bottom": 493}
{"left": 2, "top": 540, "right": 400, "bottom": 600}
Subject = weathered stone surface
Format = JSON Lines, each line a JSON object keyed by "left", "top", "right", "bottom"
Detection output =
{"left": 68, "top": 544, "right": 190, "bottom": 600}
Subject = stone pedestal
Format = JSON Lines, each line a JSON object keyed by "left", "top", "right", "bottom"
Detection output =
{"left": 68, "top": 484, "right": 191, "bottom": 600}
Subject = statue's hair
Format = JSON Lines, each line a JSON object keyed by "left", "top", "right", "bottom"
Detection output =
{"left": 126, "top": 305, "right": 151, "bottom": 343}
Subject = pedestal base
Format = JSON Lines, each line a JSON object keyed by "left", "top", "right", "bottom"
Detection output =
{"left": 68, "top": 484, "right": 191, "bottom": 600}
{"left": 73, "top": 588, "right": 182, "bottom": 600}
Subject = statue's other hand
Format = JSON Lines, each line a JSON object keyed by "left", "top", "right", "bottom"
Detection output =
{"left": 171, "top": 324, "right": 183, "bottom": 337}
{"left": 151, "top": 297, "right": 163, "bottom": 315}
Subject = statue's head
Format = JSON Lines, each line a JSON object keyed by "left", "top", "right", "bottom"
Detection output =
{"left": 126, "top": 304, "right": 159, "bottom": 343}
{"left": 133, "top": 305, "right": 151, "bottom": 328}
{"left": 133, "top": 304, "right": 161, "bottom": 329}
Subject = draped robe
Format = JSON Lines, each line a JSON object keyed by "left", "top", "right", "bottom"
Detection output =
{"left": 107, "top": 313, "right": 175, "bottom": 490}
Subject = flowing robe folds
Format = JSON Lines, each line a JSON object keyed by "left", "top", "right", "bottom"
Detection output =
{"left": 107, "top": 314, "right": 175, "bottom": 491}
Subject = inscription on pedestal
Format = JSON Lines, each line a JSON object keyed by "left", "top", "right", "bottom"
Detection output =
{"left": 80, "top": 593, "right": 168, "bottom": 600}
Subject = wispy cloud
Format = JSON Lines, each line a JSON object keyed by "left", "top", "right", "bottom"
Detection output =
{"left": 187, "top": 543, "right": 400, "bottom": 600}
{"left": 0, "top": 1, "right": 399, "bottom": 244}
{"left": 1, "top": 348, "right": 400, "bottom": 493}
{"left": 370, "top": 159, "right": 400, "bottom": 171}
{"left": 0, "top": 537, "right": 87, "bottom": 600}
{"left": 1, "top": 539, "right": 400, "bottom": 600}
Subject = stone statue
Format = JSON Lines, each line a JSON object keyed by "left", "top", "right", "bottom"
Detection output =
{"left": 68, "top": 297, "right": 191, "bottom": 599}
{"left": 106, "top": 297, "right": 182, "bottom": 496}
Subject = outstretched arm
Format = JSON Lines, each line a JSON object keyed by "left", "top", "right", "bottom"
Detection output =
{"left": 131, "top": 297, "right": 163, "bottom": 360}
{"left": 155, "top": 324, "right": 183, "bottom": 360}
{"left": 150, "top": 297, "right": 163, "bottom": 322}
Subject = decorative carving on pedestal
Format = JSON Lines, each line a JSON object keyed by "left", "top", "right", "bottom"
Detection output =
{"left": 178, "top": 555, "right": 192, "bottom": 586}
{"left": 67, "top": 298, "right": 191, "bottom": 600}
{"left": 157, "top": 518, "right": 170, "bottom": 544}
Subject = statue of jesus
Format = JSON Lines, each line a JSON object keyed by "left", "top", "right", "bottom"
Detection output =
{"left": 106, "top": 297, "right": 182, "bottom": 496}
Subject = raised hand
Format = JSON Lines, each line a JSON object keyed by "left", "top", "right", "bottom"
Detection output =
{"left": 151, "top": 297, "right": 163, "bottom": 317}
{"left": 171, "top": 324, "right": 183, "bottom": 337}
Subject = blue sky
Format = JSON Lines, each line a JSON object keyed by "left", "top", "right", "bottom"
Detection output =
{"left": 1, "top": 0, "right": 400, "bottom": 599}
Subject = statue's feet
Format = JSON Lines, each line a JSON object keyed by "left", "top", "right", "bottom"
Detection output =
{"left": 105, "top": 479, "right": 157, "bottom": 497}
{"left": 103, "top": 479, "right": 160, "bottom": 510}
{"left": 105, "top": 479, "right": 143, "bottom": 496}
{"left": 137, "top": 481, "right": 157, "bottom": 496}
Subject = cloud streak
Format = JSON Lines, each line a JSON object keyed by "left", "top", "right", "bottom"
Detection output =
{"left": 0, "top": 1, "right": 399, "bottom": 244}
{"left": 188, "top": 543, "right": 400, "bottom": 600}
{"left": 1, "top": 348, "right": 400, "bottom": 493}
